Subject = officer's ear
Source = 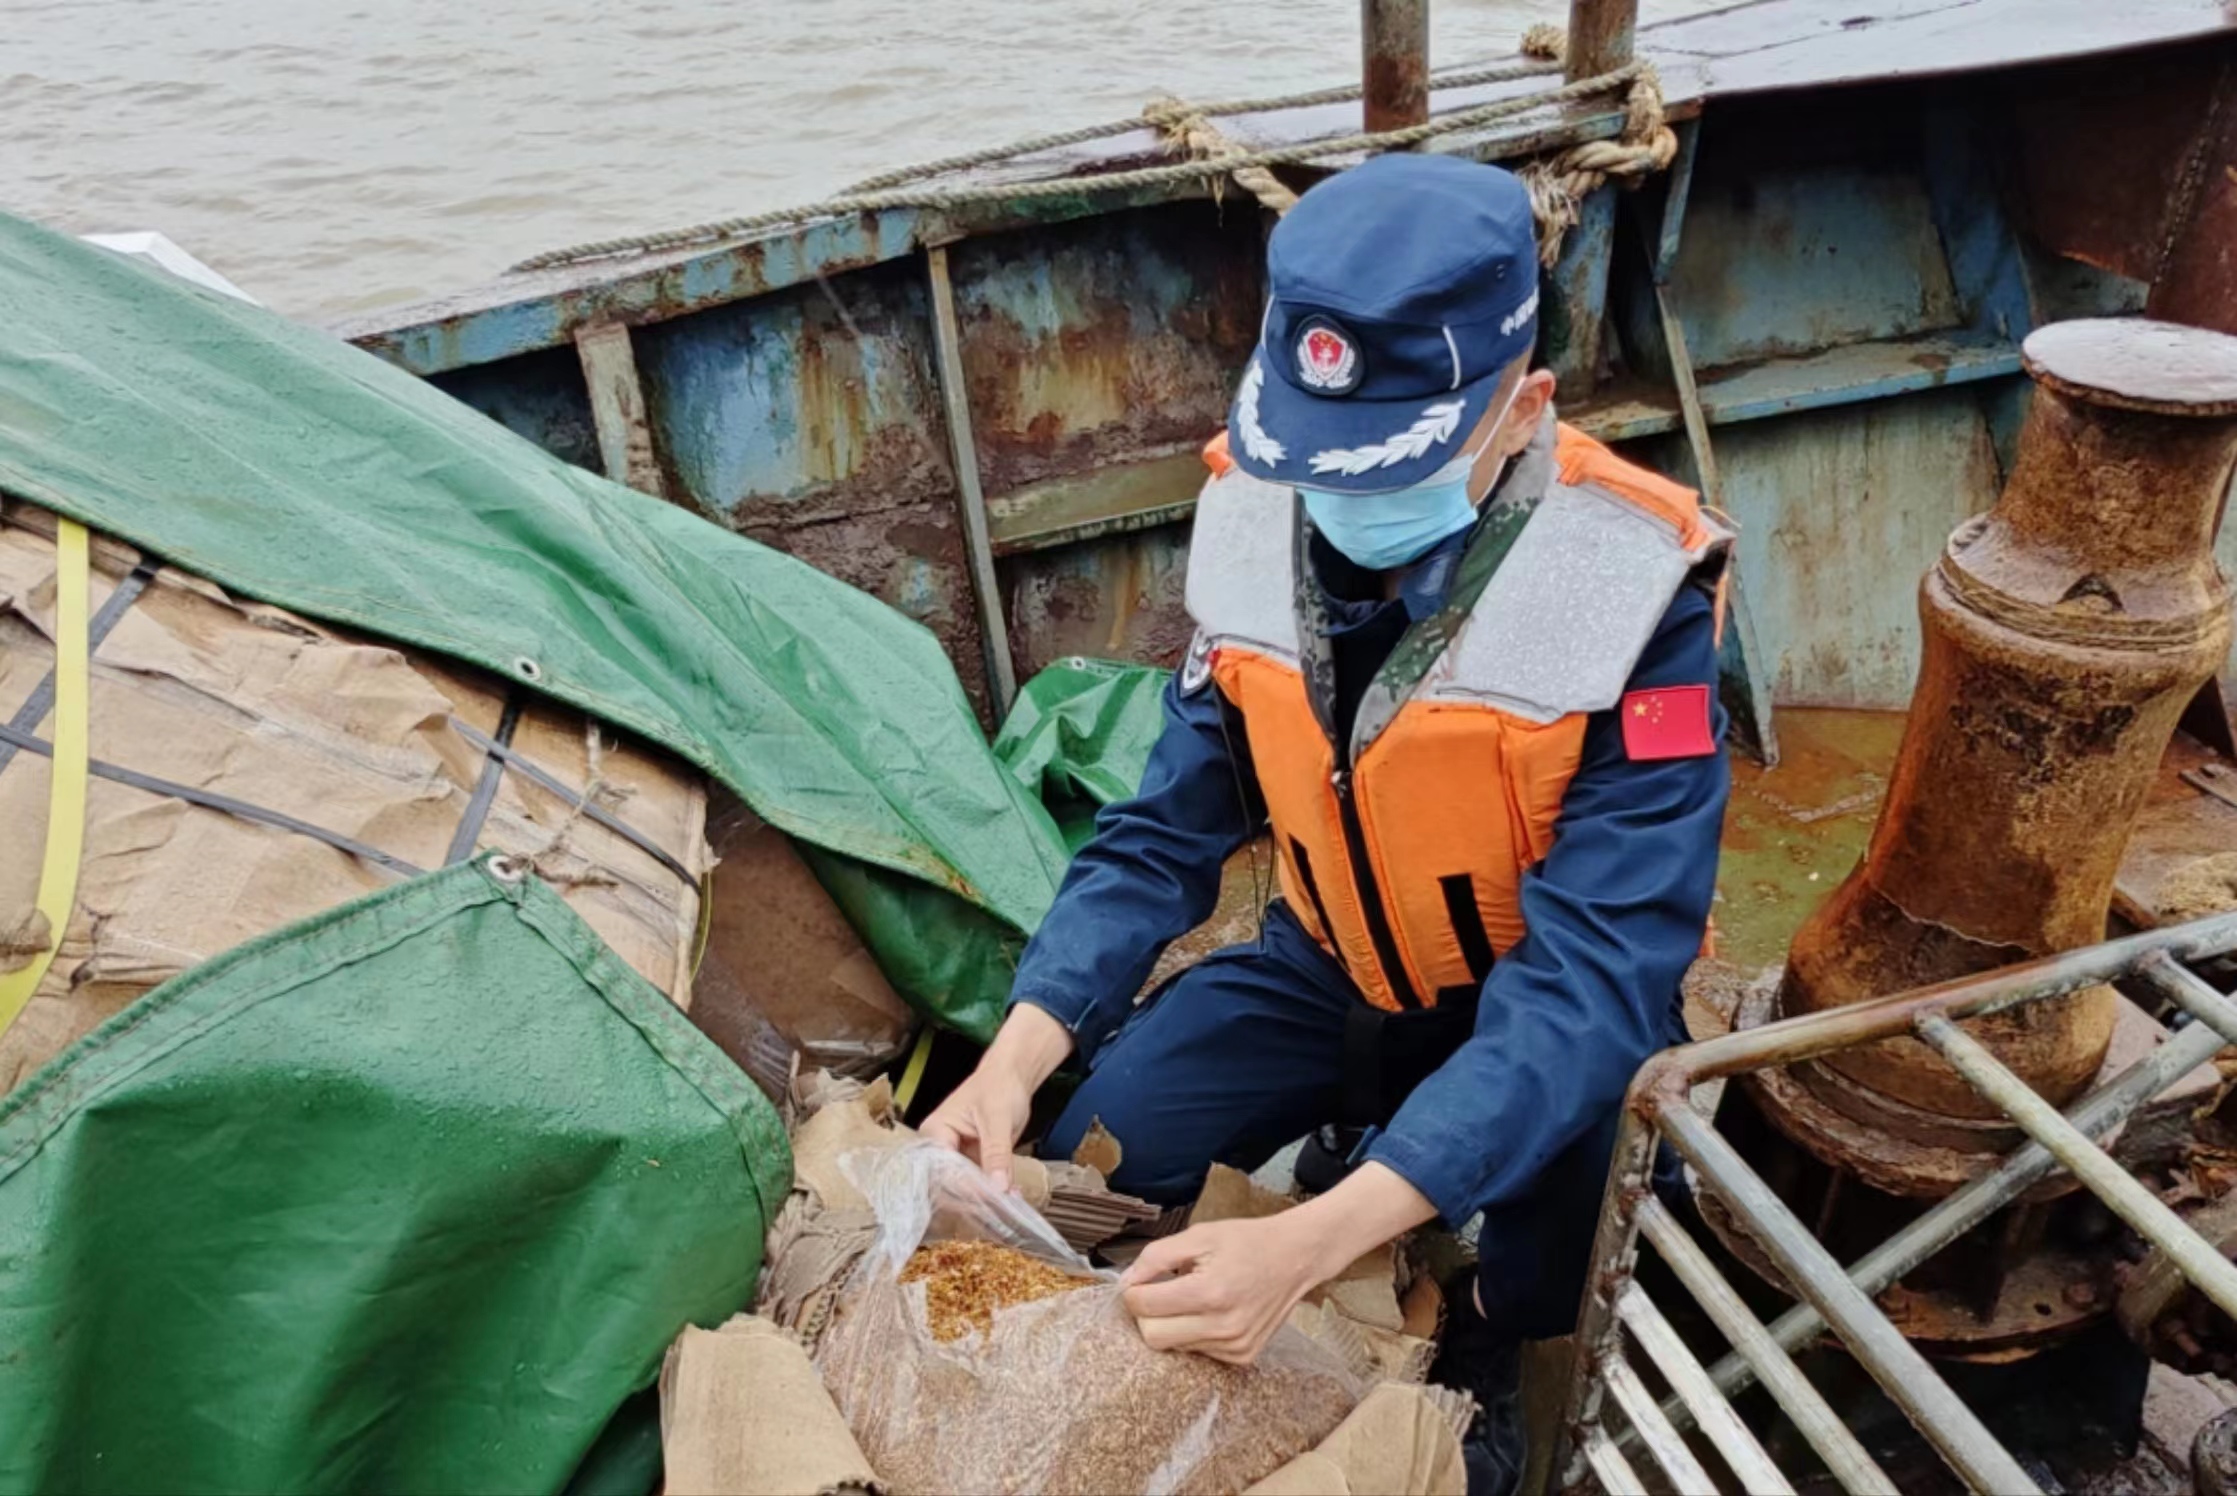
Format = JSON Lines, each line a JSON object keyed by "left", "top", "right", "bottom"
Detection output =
{"left": 1498, "top": 368, "right": 1558, "bottom": 458}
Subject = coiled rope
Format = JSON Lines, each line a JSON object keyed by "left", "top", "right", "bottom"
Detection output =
{"left": 509, "top": 40, "right": 1673, "bottom": 274}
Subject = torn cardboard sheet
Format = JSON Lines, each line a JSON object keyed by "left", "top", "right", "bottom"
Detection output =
{"left": 1193, "top": 1165, "right": 1410, "bottom": 1337}
{"left": 758, "top": 1194, "right": 881, "bottom": 1349}
{"left": 789, "top": 1082, "right": 910, "bottom": 1213}
{"left": 661, "top": 1315, "right": 880, "bottom": 1496}
{"left": 1242, "top": 1383, "right": 1469, "bottom": 1496}
{"left": 1291, "top": 1299, "right": 1437, "bottom": 1386}
{"left": 1070, "top": 1116, "right": 1123, "bottom": 1176}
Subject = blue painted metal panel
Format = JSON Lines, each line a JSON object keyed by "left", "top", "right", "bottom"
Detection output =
{"left": 1713, "top": 386, "right": 2004, "bottom": 709}
{"left": 620, "top": 261, "right": 1001, "bottom": 719}
{"left": 1669, "top": 162, "right": 1962, "bottom": 370}
{"left": 430, "top": 346, "right": 603, "bottom": 476}
{"left": 1695, "top": 331, "right": 2021, "bottom": 425}
{"left": 1921, "top": 102, "right": 2035, "bottom": 345}
{"left": 634, "top": 262, "right": 945, "bottom": 517}
{"left": 1005, "top": 527, "right": 1196, "bottom": 682}
{"left": 950, "top": 204, "right": 1262, "bottom": 499}
{"left": 1545, "top": 188, "right": 1620, "bottom": 398}
{"left": 339, "top": 189, "right": 1208, "bottom": 378}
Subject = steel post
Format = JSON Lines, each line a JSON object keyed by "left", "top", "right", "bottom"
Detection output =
{"left": 1657, "top": 1103, "right": 2042, "bottom": 1496}
{"left": 1562, "top": 0, "right": 1636, "bottom": 80}
{"left": 1582, "top": 1433, "right": 1647, "bottom": 1496}
{"left": 1602, "top": 1353, "right": 1718, "bottom": 1493}
{"left": 2140, "top": 952, "right": 2237, "bottom": 1047}
{"left": 1361, "top": 0, "right": 1430, "bottom": 133}
{"left": 1554, "top": 1104, "right": 1661, "bottom": 1490}
{"left": 1675, "top": 909, "right": 2237, "bottom": 1085}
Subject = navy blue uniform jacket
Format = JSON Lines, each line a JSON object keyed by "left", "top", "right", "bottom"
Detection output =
{"left": 1007, "top": 525, "right": 1729, "bottom": 1228}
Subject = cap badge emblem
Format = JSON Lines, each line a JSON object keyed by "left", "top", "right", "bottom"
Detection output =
{"left": 1295, "top": 318, "right": 1362, "bottom": 394}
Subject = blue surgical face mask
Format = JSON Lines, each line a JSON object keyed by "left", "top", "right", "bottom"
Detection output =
{"left": 1298, "top": 380, "right": 1523, "bottom": 571}
{"left": 1299, "top": 460, "right": 1481, "bottom": 571}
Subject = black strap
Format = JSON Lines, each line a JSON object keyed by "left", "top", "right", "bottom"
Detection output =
{"left": 1341, "top": 1001, "right": 1386, "bottom": 1128}
{"left": 446, "top": 716, "right": 696, "bottom": 887}
{"left": 444, "top": 690, "right": 524, "bottom": 864}
{"left": 1288, "top": 837, "right": 1343, "bottom": 968}
{"left": 0, "top": 556, "right": 157, "bottom": 780}
{"left": 1439, "top": 873, "right": 1497, "bottom": 986}
{"left": 1340, "top": 988, "right": 1484, "bottom": 1127}
{"left": 0, "top": 720, "right": 423, "bottom": 880}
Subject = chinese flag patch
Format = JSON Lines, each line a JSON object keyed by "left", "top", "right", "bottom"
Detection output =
{"left": 1622, "top": 685, "right": 1716, "bottom": 760}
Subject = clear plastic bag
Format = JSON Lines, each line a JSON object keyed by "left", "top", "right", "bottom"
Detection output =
{"left": 814, "top": 1143, "right": 1366, "bottom": 1496}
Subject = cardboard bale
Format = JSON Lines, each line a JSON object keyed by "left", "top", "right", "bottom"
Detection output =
{"left": 1242, "top": 1383, "right": 1468, "bottom": 1496}
{"left": 0, "top": 504, "right": 708, "bottom": 1094}
{"left": 662, "top": 1315, "right": 881, "bottom": 1496}
{"left": 690, "top": 791, "right": 915, "bottom": 1102}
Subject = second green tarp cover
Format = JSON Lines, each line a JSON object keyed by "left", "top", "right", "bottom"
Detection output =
{"left": 993, "top": 657, "right": 1171, "bottom": 852}
{"left": 0, "top": 860, "right": 789, "bottom": 1495}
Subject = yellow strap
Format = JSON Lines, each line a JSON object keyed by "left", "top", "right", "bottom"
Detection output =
{"left": 0, "top": 518, "right": 92, "bottom": 1036}
{"left": 892, "top": 1024, "right": 936, "bottom": 1116}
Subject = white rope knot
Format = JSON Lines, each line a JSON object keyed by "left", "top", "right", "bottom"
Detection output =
{"left": 1517, "top": 66, "right": 1677, "bottom": 266}
{"left": 527, "top": 721, "right": 625, "bottom": 889}
{"left": 1144, "top": 95, "right": 1301, "bottom": 215}
{"left": 1519, "top": 23, "right": 1568, "bottom": 60}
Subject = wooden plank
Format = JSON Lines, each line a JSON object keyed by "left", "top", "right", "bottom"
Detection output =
{"left": 572, "top": 322, "right": 669, "bottom": 500}
{"left": 924, "top": 245, "right": 1019, "bottom": 718}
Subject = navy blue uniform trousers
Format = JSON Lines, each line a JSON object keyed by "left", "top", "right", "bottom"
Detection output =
{"left": 1039, "top": 901, "right": 1623, "bottom": 1340}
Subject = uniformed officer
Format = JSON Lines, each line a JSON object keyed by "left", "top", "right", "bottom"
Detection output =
{"left": 924, "top": 152, "right": 1729, "bottom": 1493}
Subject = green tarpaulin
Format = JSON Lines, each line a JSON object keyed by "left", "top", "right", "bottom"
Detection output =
{"left": 0, "top": 211, "right": 1072, "bottom": 1041}
{"left": 0, "top": 859, "right": 789, "bottom": 1494}
{"left": 993, "top": 657, "right": 1171, "bottom": 851}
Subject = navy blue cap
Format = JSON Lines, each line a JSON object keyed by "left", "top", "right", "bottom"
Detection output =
{"left": 1226, "top": 153, "right": 1540, "bottom": 495}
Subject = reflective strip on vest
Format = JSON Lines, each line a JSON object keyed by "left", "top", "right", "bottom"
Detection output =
{"left": 1188, "top": 418, "right": 1727, "bottom": 1011}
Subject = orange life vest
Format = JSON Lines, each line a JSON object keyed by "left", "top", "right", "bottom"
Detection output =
{"left": 1186, "top": 416, "right": 1727, "bottom": 1012}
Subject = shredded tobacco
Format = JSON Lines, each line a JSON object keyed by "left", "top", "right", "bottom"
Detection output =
{"left": 899, "top": 1239, "right": 1093, "bottom": 1341}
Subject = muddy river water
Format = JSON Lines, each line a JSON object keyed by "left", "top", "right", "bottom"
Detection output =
{"left": 8, "top": 0, "right": 1729, "bottom": 319}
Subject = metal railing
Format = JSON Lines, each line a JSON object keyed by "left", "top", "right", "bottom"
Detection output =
{"left": 1552, "top": 909, "right": 2237, "bottom": 1495}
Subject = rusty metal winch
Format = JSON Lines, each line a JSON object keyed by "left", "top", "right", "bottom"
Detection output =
{"left": 1722, "top": 317, "right": 2237, "bottom": 1357}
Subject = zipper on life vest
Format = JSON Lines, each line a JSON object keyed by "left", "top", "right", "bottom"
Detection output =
{"left": 1331, "top": 765, "right": 1420, "bottom": 1009}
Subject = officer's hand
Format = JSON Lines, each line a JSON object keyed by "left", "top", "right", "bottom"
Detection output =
{"left": 1120, "top": 1216, "right": 1325, "bottom": 1365}
{"left": 919, "top": 1004, "right": 1073, "bottom": 1192}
